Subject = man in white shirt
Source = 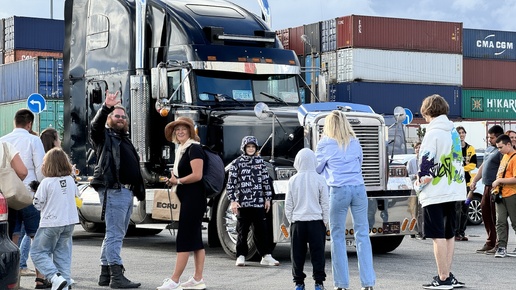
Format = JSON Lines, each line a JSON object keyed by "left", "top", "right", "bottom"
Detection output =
{"left": 0, "top": 108, "right": 47, "bottom": 288}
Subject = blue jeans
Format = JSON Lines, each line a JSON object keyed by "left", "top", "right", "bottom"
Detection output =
{"left": 17, "top": 225, "right": 32, "bottom": 269}
{"left": 30, "top": 225, "right": 74, "bottom": 285}
{"left": 329, "top": 185, "right": 376, "bottom": 289}
{"left": 99, "top": 187, "right": 133, "bottom": 265}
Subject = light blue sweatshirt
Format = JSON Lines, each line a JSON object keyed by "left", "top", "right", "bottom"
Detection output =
{"left": 315, "top": 136, "right": 364, "bottom": 186}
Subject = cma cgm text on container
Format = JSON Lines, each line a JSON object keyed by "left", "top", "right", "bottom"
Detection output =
{"left": 463, "top": 29, "right": 516, "bottom": 60}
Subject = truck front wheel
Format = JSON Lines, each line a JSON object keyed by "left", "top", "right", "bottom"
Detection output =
{"left": 370, "top": 235, "right": 404, "bottom": 254}
{"left": 216, "top": 191, "right": 258, "bottom": 260}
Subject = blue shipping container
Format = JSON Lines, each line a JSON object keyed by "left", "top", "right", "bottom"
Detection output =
{"left": 334, "top": 82, "right": 462, "bottom": 118}
{"left": 3, "top": 16, "right": 64, "bottom": 52}
{"left": 304, "top": 54, "right": 320, "bottom": 86}
{"left": 463, "top": 28, "right": 516, "bottom": 61}
{"left": 0, "top": 57, "right": 64, "bottom": 103}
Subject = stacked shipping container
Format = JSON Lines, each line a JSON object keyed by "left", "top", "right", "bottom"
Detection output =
{"left": 1, "top": 16, "right": 64, "bottom": 64}
{"left": 462, "top": 29, "right": 516, "bottom": 120}
{"left": 279, "top": 15, "right": 516, "bottom": 121}
{"left": 282, "top": 15, "right": 464, "bottom": 117}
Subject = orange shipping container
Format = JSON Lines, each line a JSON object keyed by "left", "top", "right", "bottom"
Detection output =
{"left": 3, "top": 49, "right": 63, "bottom": 64}
{"left": 336, "top": 15, "right": 462, "bottom": 54}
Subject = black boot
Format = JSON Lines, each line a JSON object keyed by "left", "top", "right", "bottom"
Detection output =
{"left": 99, "top": 265, "right": 110, "bottom": 286}
{"left": 109, "top": 265, "right": 141, "bottom": 289}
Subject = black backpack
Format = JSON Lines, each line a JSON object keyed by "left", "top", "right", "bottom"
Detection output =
{"left": 201, "top": 145, "right": 225, "bottom": 197}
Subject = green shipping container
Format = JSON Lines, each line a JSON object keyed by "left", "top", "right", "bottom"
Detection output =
{"left": 462, "top": 89, "right": 516, "bottom": 120}
{"left": 0, "top": 99, "right": 63, "bottom": 138}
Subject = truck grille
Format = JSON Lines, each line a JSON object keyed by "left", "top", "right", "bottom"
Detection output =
{"left": 317, "top": 125, "right": 381, "bottom": 187}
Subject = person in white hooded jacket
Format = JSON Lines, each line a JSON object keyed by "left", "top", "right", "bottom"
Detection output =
{"left": 416, "top": 94, "right": 466, "bottom": 290}
{"left": 286, "top": 148, "right": 329, "bottom": 290}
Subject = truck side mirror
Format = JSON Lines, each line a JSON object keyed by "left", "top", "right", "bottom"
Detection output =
{"left": 151, "top": 67, "right": 169, "bottom": 99}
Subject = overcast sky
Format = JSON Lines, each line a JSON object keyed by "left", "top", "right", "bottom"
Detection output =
{"left": 1, "top": 0, "right": 516, "bottom": 32}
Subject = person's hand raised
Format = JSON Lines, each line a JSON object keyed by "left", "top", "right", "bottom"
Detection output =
{"left": 105, "top": 90, "right": 120, "bottom": 108}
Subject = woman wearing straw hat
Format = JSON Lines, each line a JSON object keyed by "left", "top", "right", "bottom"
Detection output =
{"left": 157, "top": 117, "right": 207, "bottom": 290}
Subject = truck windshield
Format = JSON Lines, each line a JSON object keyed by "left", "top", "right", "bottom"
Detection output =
{"left": 195, "top": 71, "right": 300, "bottom": 105}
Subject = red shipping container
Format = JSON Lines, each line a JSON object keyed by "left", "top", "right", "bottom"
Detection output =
{"left": 336, "top": 15, "right": 462, "bottom": 54}
{"left": 289, "top": 26, "right": 305, "bottom": 56}
{"left": 276, "top": 29, "right": 289, "bottom": 50}
{"left": 463, "top": 58, "right": 516, "bottom": 90}
{"left": 4, "top": 49, "right": 63, "bottom": 64}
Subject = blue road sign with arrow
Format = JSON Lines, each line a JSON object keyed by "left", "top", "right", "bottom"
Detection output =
{"left": 27, "top": 93, "right": 46, "bottom": 114}
{"left": 402, "top": 108, "right": 413, "bottom": 125}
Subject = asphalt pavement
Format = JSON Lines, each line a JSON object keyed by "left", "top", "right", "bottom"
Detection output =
{"left": 18, "top": 223, "right": 514, "bottom": 290}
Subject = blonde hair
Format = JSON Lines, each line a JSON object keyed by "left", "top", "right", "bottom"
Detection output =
{"left": 42, "top": 148, "right": 73, "bottom": 177}
{"left": 323, "top": 110, "right": 356, "bottom": 147}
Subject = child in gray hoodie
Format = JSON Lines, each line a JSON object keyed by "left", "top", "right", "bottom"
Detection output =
{"left": 286, "top": 148, "right": 329, "bottom": 290}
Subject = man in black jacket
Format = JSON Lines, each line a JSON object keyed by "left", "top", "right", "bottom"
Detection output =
{"left": 90, "top": 90, "right": 145, "bottom": 289}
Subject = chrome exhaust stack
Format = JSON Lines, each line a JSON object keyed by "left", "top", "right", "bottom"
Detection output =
{"left": 131, "top": 0, "right": 158, "bottom": 182}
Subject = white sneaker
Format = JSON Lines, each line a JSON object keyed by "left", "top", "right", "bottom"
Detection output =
{"left": 235, "top": 255, "right": 246, "bottom": 266}
{"left": 50, "top": 273, "right": 68, "bottom": 290}
{"left": 260, "top": 254, "right": 279, "bottom": 266}
{"left": 157, "top": 278, "right": 183, "bottom": 290}
{"left": 181, "top": 277, "right": 206, "bottom": 290}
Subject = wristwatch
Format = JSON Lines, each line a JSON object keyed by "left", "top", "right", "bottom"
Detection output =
{"left": 177, "top": 178, "right": 182, "bottom": 185}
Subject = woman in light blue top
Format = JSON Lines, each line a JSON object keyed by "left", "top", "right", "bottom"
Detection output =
{"left": 315, "top": 110, "right": 375, "bottom": 290}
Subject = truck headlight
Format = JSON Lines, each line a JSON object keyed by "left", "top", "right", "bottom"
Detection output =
{"left": 275, "top": 168, "right": 297, "bottom": 180}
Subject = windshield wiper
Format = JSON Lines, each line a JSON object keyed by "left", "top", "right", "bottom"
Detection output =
{"left": 260, "top": 92, "right": 289, "bottom": 106}
{"left": 203, "top": 92, "right": 246, "bottom": 107}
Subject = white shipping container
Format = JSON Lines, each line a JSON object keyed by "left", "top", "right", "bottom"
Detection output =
{"left": 336, "top": 48, "right": 463, "bottom": 85}
{"left": 321, "top": 51, "right": 337, "bottom": 83}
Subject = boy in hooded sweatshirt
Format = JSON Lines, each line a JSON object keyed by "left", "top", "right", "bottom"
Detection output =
{"left": 226, "top": 136, "right": 279, "bottom": 267}
{"left": 416, "top": 94, "right": 466, "bottom": 290}
{"left": 286, "top": 148, "right": 329, "bottom": 290}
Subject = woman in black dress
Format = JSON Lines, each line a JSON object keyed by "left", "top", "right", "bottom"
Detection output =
{"left": 157, "top": 116, "right": 207, "bottom": 290}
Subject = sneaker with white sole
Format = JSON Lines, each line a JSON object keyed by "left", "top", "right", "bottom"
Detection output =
{"left": 157, "top": 278, "right": 182, "bottom": 290}
{"left": 449, "top": 273, "right": 465, "bottom": 288}
{"left": 495, "top": 247, "right": 507, "bottom": 258}
{"left": 51, "top": 273, "right": 68, "bottom": 290}
{"left": 235, "top": 255, "right": 245, "bottom": 266}
{"left": 260, "top": 254, "right": 279, "bottom": 266}
{"left": 181, "top": 277, "right": 206, "bottom": 290}
{"left": 506, "top": 248, "right": 516, "bottom": 257}
{"left": 422, "top": 276, "right": 453, "bottom": 289}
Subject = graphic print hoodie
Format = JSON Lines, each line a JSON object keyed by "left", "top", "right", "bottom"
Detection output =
{"left": 418, "top": 115, "right": 466, "bottom": 207}
{"left": 226, "top": 136, "right": 272, "bottom": 208}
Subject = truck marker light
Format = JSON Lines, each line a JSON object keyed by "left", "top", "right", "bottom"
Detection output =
{"left": 207, "top": 56, "right": 217, "bottom": 61}
{"left": 280, "top": 224, "right": 289, "bottom": 238}
{"left": 409, "top": 218, "right": 417, "bottom": 231}
{"left": 251, "top": 57, "right": 260, "bottom": 63}
{"left": 238, "top": 57, "right": 247, "bottom": 62}
{"left": 289, "top": 60, "right": 296, "bottom": 65}
{"left": 265, "top": 58, "right": 273, "bottom": 63}
{"left": 401, "top": 218, "right": 409, "bottom": 231}
{"left": 160, "top": 108, "right": 169, "bottom": 117}
{"left": 378, "top": 228, "right": 383, "bottom": 233}
{"left": 371, "top": 228, "right": 377, "bottom": 234}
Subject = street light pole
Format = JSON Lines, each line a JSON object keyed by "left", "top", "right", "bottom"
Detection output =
{"left": 301, "top": 34, "right": 316, "bottom": 103}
